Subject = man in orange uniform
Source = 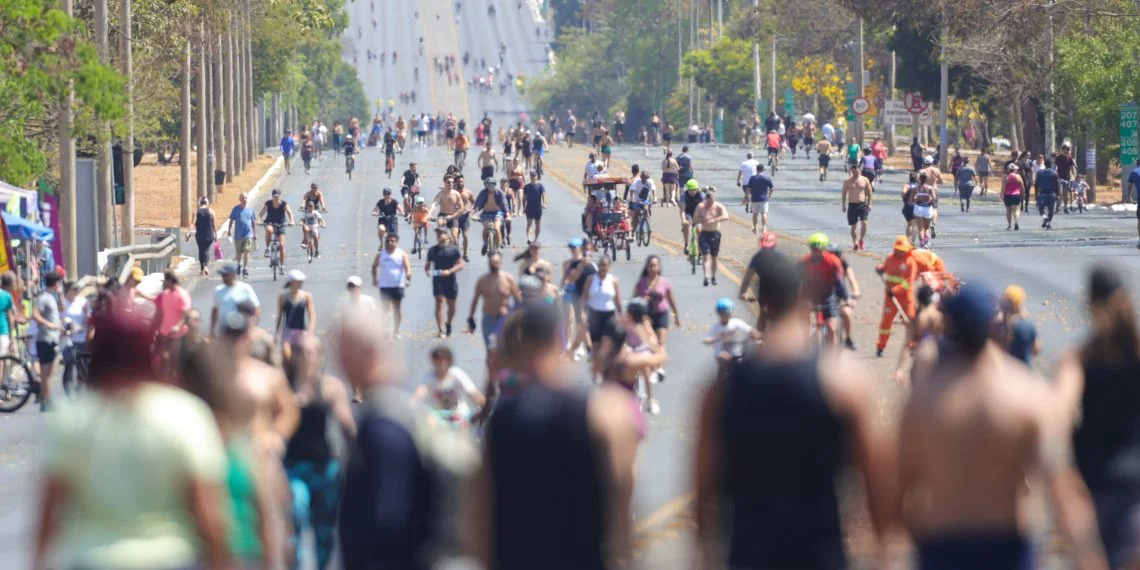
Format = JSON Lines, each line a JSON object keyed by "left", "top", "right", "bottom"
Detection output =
{"left": 875, "top": 235, "right": 918, "bottom": 357}
{"left": 910, "top": 248, "right": 959, "bottom": 294}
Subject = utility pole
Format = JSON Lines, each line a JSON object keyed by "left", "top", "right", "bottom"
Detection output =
{"left": 770, "top": 37, "right": 776, "bottom": 113}
{"left": 224, "top": 26, "right": 235, "bottom": 183}
{"left": 888, "top": 49, "right": 897, "bottom": 156}
{"left": 94, "top": 0, "right": 112, "bottom": 249}
{"left": 212, "top": 33, "right": 226, "bottom": 202}
{"left": 196, "top": 20, "right": 208, "bottom": 202}
{"left": 245, "top": 0, "right": 258, "bottom": 157}
{"left": 715, "top": 0, "right": 723, "bottom": 143}
{"left": 180, "top": 32, "right": 192, "bottom": 227}
{"left": 752, "top": 0, "right": 760, "bottom": 117}
{"left": 937, "top": 10, "right": 949, "bottom": 171}
{"left": 59, "top": 0, "right": 77, "bottom": 276}
{"left": 119, "top": 0, "right": 135, "bottom": 246}
{"left": 1043, "top": 0, "right": 1056, "bottom": 153}
{"left": 855, "top": 16, "right": 865, "bottom": 145}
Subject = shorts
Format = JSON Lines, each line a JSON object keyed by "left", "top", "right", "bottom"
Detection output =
{"left": 814, "top": 296, "right": 840, "bottom": 320}
{"left": 767, "top": 148, "right": 779, "bottom": 157}
{"left": 593, "top": 135, "right": 602, "bottom": 146}
{"left": 750, "top": 200, "right": 769, "bottom": 214}
{"left": 913, "top": 204, "right": 934, "bottom": 219}
{"left": 649, "top": 311, "right": 670, "bottom": 331}
{"left": 698, "top": 230, "right": 722, "bottom": 257}
{"left": 662, "top": 172, "right": 678, "bottom": 184}
{"left": 958, "top": 184, "right": 975, "bottom": 200}
{"left": 804, "top": 136, "right": 814, "bottom": 146}
{"left": 379, "top": 216, "right": 398, "bottom": 234}
{"left": 1003, "top": 194, "right": 1022, "bottom": 207}
{"left": 303, "top": 225, "right": 320, "bottom": 239}
{"left": 480, "top": 211, "right": 503, "bottom": 223}
{"left": 662, "top": 133, "right": 672, "bottom": 142}
{"left": 481, "top": 314, "right": 507, "bottom": 348}
{"left": 481, "top": 166, "right": 495, "bottom": 180}
{"left": 432, "top": 276, "right": 459, "bottom": 299}
{"left": 567, "top": 131, "right": 576, "bottom": 139}
{"left": 0, "top": 335, "right": 9, "bottom": 356}
{"left": 902, "top": 204, "right": 915, "bottom": 222}
{"left": 587, "top": 309, "right": 616, "bottom": 345}
{"left": 35, "top": 341, "right": 57, "bottom": 365}
{"left": 234, "top": 237, "right": 254, "bottom": 259}
{"left": 379, "top": 287, "right": 405, "bottom": 302}
{"left": 509, "top": 178, "right": 523, "bottom": 191}
{"left": 445, "top": 129, "right": 455, "bottom": 139}
{"left": 526, "top": 210, "right": 543, "bottom": 221}
{"left": 846, "top": 202, "right": 869, "bottom": 225}
{"left": 862, "top": 168, "right": 877, "bottom": 182}
{"left": 417, "top": 130, "right": 427, "bottom": 138}
{"left": 282, "top": 329, "right": 306, "bottom": 346}
{"left": 818, "top": 154, "right": 831, "bottom": 167}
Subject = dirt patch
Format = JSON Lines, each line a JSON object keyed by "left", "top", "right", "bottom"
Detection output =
{"left": 133, "top": 152, "right": 278, "bottom": 229}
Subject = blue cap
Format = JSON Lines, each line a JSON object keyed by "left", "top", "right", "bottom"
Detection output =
{"left": 715, "top": 297, "right": 735, "bottom": 313}
{"left": 943, "top": 283, "right": 997, "bottom": 335}
{"left": 567, "top": 237, "right": 584, "bottom": 248}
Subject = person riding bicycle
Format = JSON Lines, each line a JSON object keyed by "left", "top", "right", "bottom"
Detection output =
{"left": 797, "top": 233, "right": 849, "bottom": 349}
{"left": 474, "top": 177, "right": 508, "bottom": 255}
{"left": 383, "top": 131, "right": 398, "bottom": 175}
{"left": 342, "top": 134, "right": 358, "bottom": 169}
{"left": 300, "top": 202, "right": 325, "bottom": 259}
{"left": 765, "top": 129, "right": 781, "bottom": 166}
{"left": 303, "top": 183, "right": 326, "bottom": 212}
{"left": 400, "top": 162, "right": 421, "bottom": 211}
{"left": 412, "top": 345, "right": 484, "bottom": 430}
{"left": 454, "top": 130, "right": 471, "bottom": 169}
{"left": 371, "top": 188, "right": 402, "bottom": 244}
{"left": 259, "top": 189, "right": 295, "bottom": 268}
{"left": 627, "top": 170, "right": 655, "bottom": 235}
{"left": 827, "top": 243, "right": 861, "bottom": 350}
{"left": 410, "top": 196, "right": 434, "bottom": 253}
{"left": 679, "top": 179, "right": 705, "bottom": 256}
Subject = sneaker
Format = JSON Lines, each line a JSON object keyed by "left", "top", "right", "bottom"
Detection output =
{"left": 439, "top": 329, "right": 446, "bottom": 339}
{"left": 683, "top": 246, "right": 689, "bottom": 256}
{"left": 481, "top": 243, "right": 488, "bottom": 255}
{"left": 263, "top": 248, "right": 270, "bottom": 257}
{"left": 446, "top": 322, "right": 453, "bottom": 337}
{"left": 1015, "top": 222, "right": 1019, "bottom": 230}
{"left": 463, "top": 254, "right": 470, "bottom": 262}
{"left": 242, "top": 269, "right": 249, "bottom": 278}
{"left": 845, "top": 338, "right": 857, "bottom": 351}
{"left": 652, "top": 367, "right": 666, "bottom": 384}
{"left": 648, "top": 399, "right": 660, "bottom": 415}
{"left": 875, "top": 347, "right": 884, "bottom": 357}
{"left": 930, "top": 226, "right": 937, "bottom": 238}
{"left": 703, "top": 278, "right": 709, "bottom": 287}
{"left": 711, "top": 277, "right": 718, "bottom": 286}
{"left": 315, "top": 251, "right": 321, "bottom": 259}
{"left": 394, "top": 332, "right": 402, "bottom": 340}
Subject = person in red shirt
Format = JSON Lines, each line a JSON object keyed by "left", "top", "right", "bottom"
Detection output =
{"left": 797, "top": 233, "right": 849, "bottom": 349}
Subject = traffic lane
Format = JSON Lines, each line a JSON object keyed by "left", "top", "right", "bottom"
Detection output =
{"left": 0, "top": 408, "right": 49, "bottom": 568}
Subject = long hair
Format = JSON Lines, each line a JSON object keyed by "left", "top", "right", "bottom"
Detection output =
{"left": 639, "top": 254, "right": 661, "bottom": 279}
{"left": 1082, "top": 268, "right": 1140, "bottom": 365}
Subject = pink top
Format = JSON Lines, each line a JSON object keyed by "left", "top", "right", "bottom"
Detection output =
{"left": 156, "top": 286, "right": 191, "bottom": 337}
{"left": 635, "top": 276, "right": 673, "bottom": 314}
{"left": 1003, "top": 174, "right": 1023, "bottom": 197}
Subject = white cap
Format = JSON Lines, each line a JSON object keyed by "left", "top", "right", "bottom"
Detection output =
{"left": 923, "top": 156, "right": 934, "bottom": 165}
{"left": 287, "top": 269, "right": 307, "bottom": 282}
{"left": 346, "top": 275, "right": 363, "bottom": 287}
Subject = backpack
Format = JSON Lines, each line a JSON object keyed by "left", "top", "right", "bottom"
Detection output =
{"left": 353, "top": 388, "right": 481, "bottom": 565}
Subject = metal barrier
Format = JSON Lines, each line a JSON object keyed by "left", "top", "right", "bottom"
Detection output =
{"left": 102, "top": 233, "right": 179, "bottom": 284}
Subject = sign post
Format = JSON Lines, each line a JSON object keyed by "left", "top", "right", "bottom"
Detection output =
{"left": 851, "top": 96, "right": 870, "bottom": 116}
{"left": 757, "top": 98, "right": 769, "bottom": 118}
{"left": 783, "top": 88, "right": 795, "bottom": 118}
{"left": 1122, "top": 102, "right": 1139, "bottom": 196}
{"left": 844, "top": 83, "right": 857, "bottom": 125}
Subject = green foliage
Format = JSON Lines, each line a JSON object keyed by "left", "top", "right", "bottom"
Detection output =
{"left": 0, "top": 0, "right": 125, "bottom": 185}
{"left": 681, "top": 36, "right": 754, "bottom": 114}
{"left": 526, "top": 29, "right": 624, "bottom": 118}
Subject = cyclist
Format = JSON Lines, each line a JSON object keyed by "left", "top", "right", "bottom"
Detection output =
{"left": 412, "top": 345, "right": 484, "bottom": 429}
{"left": 383, "top": 130, "right": 398, "bottom": 177}
{"left": 300, "top": 202, "right": 325, "bottom": 259}
{"left": 342, "top": 134, "right": 358, "bottom": 174}
{"left": 302, "top": 183, "right": 326, "bottom": 212}
{"left": 400, "top": 162, "right": 421, "bottom": 213}
{"left": 258, "top": 189, "right": 295, "bottom": 268}
{"left": 280, "top": 129, "right": 295, "bottom": 174}
{"left": 693, "top": 187, "right": 730, "bottom": 287}
{"left": 371, "top": 188, "right": 403, "bottom": 244}
{"left": 474, "top": 177, "right": 508, "bottom": 255}
{"left": 827, "top": 244, "right": 860, "bottom": 350}
{"left": 409, "top": 196, "right": 434, "bottom": 254}
{"left": 764, "top": 129, "right": 781, "bottom": 172}
{"left": 531, "top": 130, "right": 547, "bottom": 178}
{"left": 797, "top": 233, "right": 849, "bottom": 349}
{"left": 679, "top": 179, "right": 704, "bottom": 256}
{"left": 454, "top": 129, "right": 471, "bottom": 169}
{"left": 626, "top": 170, "right": 655, "bottom": 237}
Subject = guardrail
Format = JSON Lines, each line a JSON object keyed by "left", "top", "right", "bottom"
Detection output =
{"left": 102, "top": 233, "right": 179, "bottom": 284}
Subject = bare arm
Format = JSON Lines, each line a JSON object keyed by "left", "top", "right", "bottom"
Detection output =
{"left": 695, "top": 375, "right": 725, "bottom": 570}
{"left": 306, "top": 291, "right": 317, "bottom": 335}
{"left": 186, "top": 478, "right": 234, "bottom": 569}
{"left": 371, "top": 254, "right": 380, "bottom": 286}
{"left": 612, "top": 279, "right": 622, "bottom": 315}
{"left": 32, "top": 477, "right": 67, "bottom": 570}
{"left": 468, "top": 279, "right": 484, "bottom": 321}
{"left": 323, "top": 376, "right": 358, "bottom": 438}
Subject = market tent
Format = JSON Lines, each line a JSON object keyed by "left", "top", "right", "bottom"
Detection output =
{"left": 2, "top": 212, "right": 53, "bottom": 241}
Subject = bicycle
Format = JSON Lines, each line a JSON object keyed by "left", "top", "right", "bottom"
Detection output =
{"left": 480, "top": 216, "right": 502, "bottom": 258}
{"left": 767, "top": 151, "right": 779, "bottom": 175}
{"left": 454, "top": 149, "right": 467, "bottom": 170}
{"left": 346, "top": 154, "right": 356, "bottom": 179}
{"left": 810, "top": 305, "right": 845, "bottom": 351}
{"left": 412, "top": 221, "right": 429, "bottom": 259}
{"left": 267, "top": 222, "right": 290, "bottom": 281}
{"left": 385, "top": 154, "right": 395, "bottom": 178}
{"left": 633, "top": 203, "right": 652, "bottom": 246}
{"left": 687, "top": 223, "right": 702, "bottom": 275}
{"left": 60, "top": 322, "right": 89, "bottom": 397}
{"left": 534, "top": 154, "right": 544, "bottom": 179}
{"left": 0, "top": 328, "right": 85, "bottom": 412}
{"left": 304, "top": 227, "right": 317, "bottom": 263}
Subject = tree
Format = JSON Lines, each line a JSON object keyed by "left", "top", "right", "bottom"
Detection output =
{"left": 790, "top": 56, "right": 847, "bottom": 115}
{"left": 681, "top": 36, "right": 754, "bottom": 115}
{"left": 0, "top": 0, "right": 124, "bottom": 185}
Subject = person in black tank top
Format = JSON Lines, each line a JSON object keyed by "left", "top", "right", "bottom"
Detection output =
{"left": 258, "top": 190, "right": 294, "bottom": 265}
{"left": 695, "top": 256, "right": 892, "bottom": 570}
{"left": 283, "top": 336, "right": 356, "bottom": 570}
{"left": 470, "top": 304, "right": 640, "bottom": 570}
{"left": 192, "top": 196, "right": 216, "bottom": 276}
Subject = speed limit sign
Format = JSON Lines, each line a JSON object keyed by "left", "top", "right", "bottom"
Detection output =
{"left": 852, "top": 96, "right": 871, "bottom": 116}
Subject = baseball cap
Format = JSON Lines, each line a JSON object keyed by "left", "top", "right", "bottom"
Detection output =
{"left": 219, "top": 262, "right": 239, "bottom": 275}
{"left": 567, "top": 237, "right": 584, "bottom": 248}
{"left": 286, "top": 269, "right": 307, "bottom": 282}
{"left": 346, "top": 275, "right": 363, "bottom": 287}
{"left": 923, "top": 156, "right": 934, "bottom": 165}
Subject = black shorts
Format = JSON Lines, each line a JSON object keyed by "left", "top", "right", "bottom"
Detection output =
{"left": 446, "top": 129, "right": 456, "bottom": 139}
{"left": 587, "top": 309, "right": 616, "bottom": 345}
{"left": 379, "top": 287, "right": 405, "bottom": 302}
{"left": 457, "top": 213, "right": 471, "bottom": 231}
{"left": 861, "top": 168, "right": 877, "bottom": 182}
{"left": 767, "top": 148, "right": 779, "bottom": 157}
{"left": 698, "top": 230, "right": 722, "bottom": 257}
{"left": 649, "top": 311, "right": 670, "bottom": 331}
{"left": 481, "top": 166, "right": 494, "bottom": 180}
{"left": 847, "top": 202, "right": 869, "bottom": 225}
{"left": 379, "top": 217, "right": 398, "bottom": 234}
{"left": 567, "top": 131, "right": 576, "bottom": 139}
{"left": 1003, "top": 195, "right": 1022, "bottom": 207}
{"left": 36, "top": 341, "right": 58, "bottom": 365}
{"left": 432, "top": 276, "right": 459, "bottom": 299}
{"left": 593, "top": 135, "right": 602, "bottom": 146}
{"left": 804, "top": 136, "right": 814, "bottom": 146}
{"left": 662, "top": 133, "right": 672, "bottom": 142}
{"left": 819, "top": 154, "right": 831, "bottom": 167}
{"left": 526, "top": 210, "right": 542, "bottom": 221}
{"left": 902, "top": 204, "right": 915, "bottom": 221}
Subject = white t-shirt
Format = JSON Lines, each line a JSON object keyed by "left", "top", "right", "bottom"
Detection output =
{"left": 584, "top": 161, "right": 599, "bottom": 180}
{"left": 422, "top": 366, "right": 480, "bottom": 418}
{"left": 739, "top": 159, "right": 760, "bottom": 182}
{"left": 335, "top": 293, "right": 378, "bottom": 321}
{"left": 418, "top": 117, "right": 430, "bottom": 132}
{"left": 629, "top": 179, "right": 655, "bottom": 202}
{"left": 707, "top": 317, "right": 753, "bottom": 356}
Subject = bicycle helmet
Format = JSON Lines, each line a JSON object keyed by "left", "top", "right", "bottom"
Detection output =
{"left": 715, "top": 297, "right": 735, "bottom": 314}
{"left": 415, "top": 196, "right": 426, "bottom": 204}
{"left": 685, "top": 179, "right": 700, "bottom": 191}
{"left": 567, "top": 237, "right": 584, "bottom": 248}
{"left": 827, "top": 243, "right": 843, "bottom": 256}
{"left": 807, "top": 232, "right": 830, "bottom": 250}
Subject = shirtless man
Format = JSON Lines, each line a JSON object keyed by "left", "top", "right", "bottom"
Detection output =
{"left": 454, "top": 175, "right": 476, "bottom": 261}
{"left": 841, "top": 164, "right": 873, "bottom": 251}
{"left": 899, "top": 284, "right": 1106, "bottom": 570}
{"left": 478, "top": 143, "right": 497, "bottom": 182}
{"left": 661, "top": 151, "right": 680, "bottom": 206}
{"left": 466, "top": 252, "right": 523, "bottom": 355}
{"left": 433, "top": 180, "right": 466, "bottom": 241}
{"left": 507, "top": 159, "right": 526, "bottom": 216}
{"left": 693, "top": 187, "right": 731, "bottom": 287}
{"left": 816, "top": 138, "right": 833, "bottom": 182}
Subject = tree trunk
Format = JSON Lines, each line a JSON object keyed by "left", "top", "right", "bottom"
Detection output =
{"left": 232, "top": 14, "right": 245, "bottom": 173}
{"left": 245, "top": 1, "right": 257, "bottom": 158}
{"left": 212, "top": 33, "right": 226, "bottom": 200}
{"left": 59, "top": 0, "right": 77, "bottom": 276}
{"left": 94, "top": 0, "right": 112, "bottom": 249}
{"left": 180, "top": 35, "right": 192, "bottom": 227}
{"left": 120, "top": 0, "right": 135, "bottom": 245}
{"left": 1009, "top": 103, "right": 1021, "bottom": 152}
{"left": 196, "top": 21, "right": 208, "bottom": 204}
{"left": 1021, "top": 99, "right": 1044, "bottom": 154}
{"left": 224, "top": 27, "right": 236, "bottom": 183}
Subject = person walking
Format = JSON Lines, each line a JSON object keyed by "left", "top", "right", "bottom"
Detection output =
{"left": 226, "top": 192, "right": 257, "bottom": 278}
{"left": 874, "top": 236, "right": 918, "bottom": 357}
{"left": 955, "top": 157, "right": 977, "bottom": 213}
{"left": 1035, "top": 158, "right": 1061, "bottom": 229}
{"left": 583, "top": 256, "right": 622, "bottom": 351}
{"left": 372, "top": 233, "right": 412, "bottom": 339}
{"left": 425, "top": 228, "right": 465, "bottom": 338}
{"left": 276, "top": 269, "right": 316, "bottom": 348}
{"left": 32, "top": 272, "right": 63, "bottom": 410}
{"left": 193, "top": 197, "right": 217, "bottom": 276}
{"left": 522, "top": 170, "right": 546, "bottom": 244}
{"left": 210, "top": 262, "right": 260, "bottom": 336}
{"left": 1002, "top": 163, "right": 1025, "bottom": 230}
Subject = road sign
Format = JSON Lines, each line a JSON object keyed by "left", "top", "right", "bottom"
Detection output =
{"left": 784, "top": 88, "right": 795, "bottom": 118}
{"left": 918, "top": 106, "right": 934, "bottom": 126}
{"left": 757, "top": 98, "right": 769, "bottom": 117}
{"left": 1121, "top": 102, "right": 1139, "bottom": 170}
{"left": 852, "top": 96, "right": 871, "bottom": 115}
{"left": 904, "top": 92, "right": 929, "bottom": 114}
{"left": 882, "top": 100, "right": 933, "bottom": 126}
{"left": 1086, "top": 144, "right": 1096, "bottom": 174}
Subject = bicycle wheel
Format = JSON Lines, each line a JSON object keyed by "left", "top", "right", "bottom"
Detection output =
{"left": 0, "top": 355, "right": 36, "bottom": 413}
{"left": 624, "top": 236, "right": 631, "bottom": 261}
{"left": 272, "top": 259, "right": 279, "bottom": 281}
